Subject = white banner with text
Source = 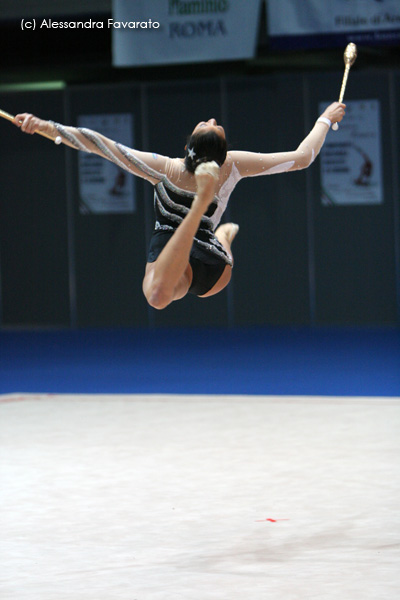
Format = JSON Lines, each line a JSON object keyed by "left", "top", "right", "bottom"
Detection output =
{"left": 267, "top": 0, "right": 400, "bottom": 49}
{"left": 112, "top": 0, "right": 262, "bottom": 66}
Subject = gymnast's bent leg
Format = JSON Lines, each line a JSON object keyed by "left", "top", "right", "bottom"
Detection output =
{"left": 142, "top": 164, "right": 219, "bottom": 310}
{"left": 198, "top": 222, "right": 239, "bottom": 298}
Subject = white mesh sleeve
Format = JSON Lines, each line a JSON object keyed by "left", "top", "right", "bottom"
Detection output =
{"left": 230, "top": 120, "right": 330, "bottom": 178}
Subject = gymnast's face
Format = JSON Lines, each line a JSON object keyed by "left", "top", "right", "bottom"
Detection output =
{"left": 192, "top": 118, "right": 226, "bottom": 140}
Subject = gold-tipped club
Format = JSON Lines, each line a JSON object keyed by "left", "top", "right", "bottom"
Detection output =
{"left": 332, "top": 43, "right": 357, "bottom": 131}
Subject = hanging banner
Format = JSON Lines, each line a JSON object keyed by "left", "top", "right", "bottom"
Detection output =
{"left": 112, "top": 0, "right": 262, "bottom": 66}
{"left": 78, "top": 113, "right": 135, "bottom": 214}
{"left": 267, "top": 0, "right": 400, "bottom": 49}
{"left": 319, "top": 100, "right": 383, "bottom": 206}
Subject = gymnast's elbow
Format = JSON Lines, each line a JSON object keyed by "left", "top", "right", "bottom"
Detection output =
{"left": 293, "top": 148, "right": 316, "bottom": 170}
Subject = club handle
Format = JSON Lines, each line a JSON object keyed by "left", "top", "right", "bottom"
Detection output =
{"left": 332, "top": 43, "right": 357, "bottom": 132}
{"left": 338, "top": 65, "right": 350, "bottom": 104}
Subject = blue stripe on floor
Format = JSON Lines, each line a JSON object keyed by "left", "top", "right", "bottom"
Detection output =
{"left": 1, "top": 327, "right": 399, "bottom": 396}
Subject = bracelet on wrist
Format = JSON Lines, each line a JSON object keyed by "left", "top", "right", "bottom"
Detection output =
{"left": 317, "top": 116, "right": 332, "bottom": 128}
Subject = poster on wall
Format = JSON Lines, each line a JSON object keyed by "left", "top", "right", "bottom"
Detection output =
{"left": 267, "top": 0, "right": 400, "bottom": 49}
{"left": 78, "top": 113, "right": 135, "bottom": 214}
{"left": 319, "top": 100, "right": 383, "bottom": 206}
{"left": 112, "top": 0, "right": 262, "bottom": 66}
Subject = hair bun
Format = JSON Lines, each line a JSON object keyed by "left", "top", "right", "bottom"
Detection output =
{"left": 184, "top": 129, "right": 227, "bottom": 173}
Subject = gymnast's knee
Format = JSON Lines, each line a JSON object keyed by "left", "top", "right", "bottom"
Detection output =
{"left": 144, "top": 282, "right": 173, "bottom": 310}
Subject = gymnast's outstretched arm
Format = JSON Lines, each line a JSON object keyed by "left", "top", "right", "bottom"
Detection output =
{"left": 13, "top": 113, "right": 167, "bottom": 185}
{"left": 229, "top": 102, "right": 346, "bottom": 178}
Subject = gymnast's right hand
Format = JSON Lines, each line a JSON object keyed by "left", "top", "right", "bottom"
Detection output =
{"left": 13, "top": 113, "right": 46, "bottom": 135}
{"left": 320, "top": 102, "right": 346, "bottom": 126}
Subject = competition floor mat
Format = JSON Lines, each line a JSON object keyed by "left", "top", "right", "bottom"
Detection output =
{"left": 1, "top": 393, "right": 399, "bottom": 599}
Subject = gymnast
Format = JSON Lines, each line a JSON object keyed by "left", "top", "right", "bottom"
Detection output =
{"left": 13, "top": 102, "right": 345, "bottom": 310}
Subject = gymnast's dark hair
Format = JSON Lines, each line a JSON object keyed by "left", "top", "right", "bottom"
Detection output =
{"left": 184, "top": 129, "right": 228, "bottom": 174}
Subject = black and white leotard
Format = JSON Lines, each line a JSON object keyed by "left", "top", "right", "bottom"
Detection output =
{"left": 51, "top": 119, "right": 331, "bottom": 292}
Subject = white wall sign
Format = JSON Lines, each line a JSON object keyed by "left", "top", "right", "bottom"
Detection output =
{"left": 78, "top": 113, "right": 135, "bottom": 214}
{"left": 319, "top": 100, "right": 383, "bottom": 206}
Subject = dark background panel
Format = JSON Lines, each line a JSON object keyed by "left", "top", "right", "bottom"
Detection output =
{"left": 0, "top": 90, "right": 70, "bottom": 326}
{"left": 145, "top": 79, "right": 230, "bottom": 328}
{"left": 394, "top": 72, "right": 400, "bottom": 324}
{"left": 225, "top": 74, "right": 311, "bottom": 325}
{"left": 66, "top": 84, "right": 149, "bottom": 327}
{"left": 307, "top": 71, "right": 398, "bottom": 324}
{"left": 0, "top": 69, "right": 399, "bottom": 329}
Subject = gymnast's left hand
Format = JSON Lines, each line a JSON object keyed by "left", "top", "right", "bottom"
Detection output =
{"left": 13, "top": 113, "right": 46, "bottom": 135}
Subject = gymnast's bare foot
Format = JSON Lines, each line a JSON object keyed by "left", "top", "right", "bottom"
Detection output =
{"left": 215, "top": 222, "right": 239, "bottom": 245}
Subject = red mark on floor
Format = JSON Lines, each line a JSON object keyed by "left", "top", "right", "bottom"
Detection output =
{"left": 255, "top": 518, "right": 290, "bottom": 522}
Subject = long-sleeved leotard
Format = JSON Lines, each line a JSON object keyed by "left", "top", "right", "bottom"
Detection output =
{"left": 49, "top": 119, "right": 330, "bottom": 266}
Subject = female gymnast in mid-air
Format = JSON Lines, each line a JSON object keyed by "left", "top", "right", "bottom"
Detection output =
{"left": 13, "top": 102, "right": 345, "bottom": 310}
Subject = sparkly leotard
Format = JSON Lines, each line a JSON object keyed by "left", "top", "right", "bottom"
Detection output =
{"left": 50, "top": 119, "right": 331, "bottom": 292}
